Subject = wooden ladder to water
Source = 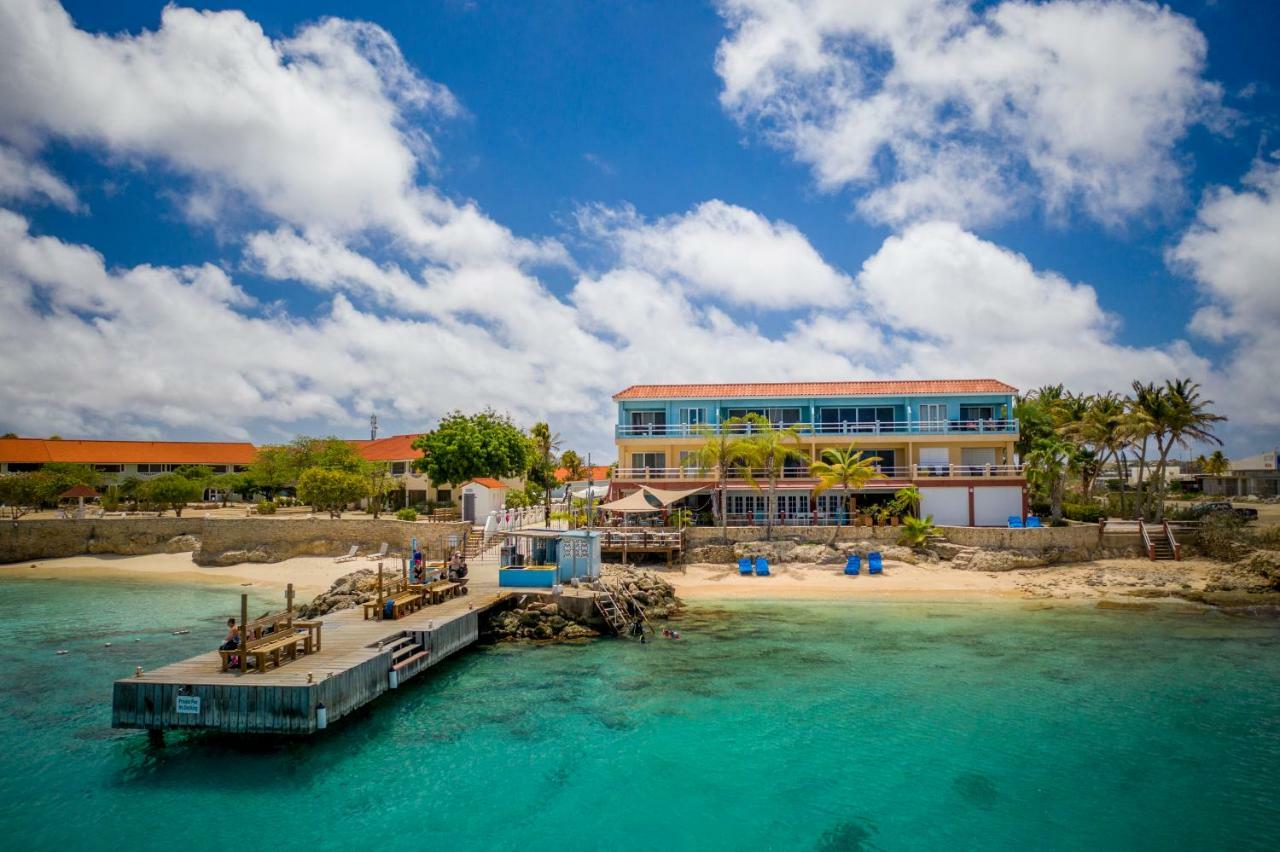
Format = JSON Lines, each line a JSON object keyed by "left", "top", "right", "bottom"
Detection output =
{"left": 594, "top": 589, "right": 631, "bottom": 636}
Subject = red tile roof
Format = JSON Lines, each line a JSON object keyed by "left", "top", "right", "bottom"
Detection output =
{"left": 555, "top": 465, "right": 612, "bottom": 482}
{"left": 0, "top": 437, "right": 258, "bottom": 465}
{"left": 356, "top": 434, "right": 424, "bottom": 462}
{"left": 613, "top": 379, "right": 1017, "bottom": 400}
{"left": 466, "top": 477, "right": 508, "bottom": 489}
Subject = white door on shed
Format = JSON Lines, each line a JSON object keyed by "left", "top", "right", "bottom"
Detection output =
{"left": 920, "top": 487, "right": 969, "bottom": 526}
{"left": 972, "top": 486, "right": 1023, "bottom": 526}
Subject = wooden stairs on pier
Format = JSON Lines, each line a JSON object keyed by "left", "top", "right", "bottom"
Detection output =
{"left": 594, "top": 587, "right": 631, "bottom": 636}
{"left": 383, "top": 633, "right": 431, "bottom": 683}
{"left": 1140, "top": 520, "right": 1181, "bottom": 562}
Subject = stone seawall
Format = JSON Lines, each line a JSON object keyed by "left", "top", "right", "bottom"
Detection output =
{"left": 1, "top": 518, "right": 204, "bottom": 564}
{"left": 1, "top": 517, "right": 473, "bottom": 565}
{"left": 684, "top": 522, "right": 1141, "bottom": 564}
{"left": 194, "top": 518, "right": 473, "bottom": 565}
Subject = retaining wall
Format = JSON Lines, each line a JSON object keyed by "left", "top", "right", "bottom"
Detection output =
{"left": 1, "top": 516, "right": 472, "bottom": 566}
{"left": 194, "top": 518, "right": 473, "bottom": 566}
{"left": 1, "top": 517, "right": 204, "bottom": 564}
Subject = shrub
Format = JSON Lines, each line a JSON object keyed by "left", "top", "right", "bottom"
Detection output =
{"left": 425, "top": 500, "right": 438, "bottom": 515}
{"left": 396, "top": 507, "right": 418, "bottom": 522}
{"left": 256, "top": 500, "right": 277, "bottom": 515}
{"left": 1197, "top": 513, "right": 1248, "bottom": 560}
{"left": 899, "top": 515, "right": 937, "bottom": 548}
{"left": 1062, "top": 502, "right": 1104, "bottom": 523}
{"left": 100, "top": 491, "right": 121, "bottom": 512}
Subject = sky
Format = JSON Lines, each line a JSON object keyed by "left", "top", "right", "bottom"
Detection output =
{"left": 0, "top": 0, "right": 1277, "bottom": 459}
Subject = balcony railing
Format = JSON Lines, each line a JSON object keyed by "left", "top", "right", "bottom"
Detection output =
{"left": 613, "top": 464, "right": 1024, "bottom": 481}
{"left": 616, "top": 419, "right": 1018, "bottom": 438}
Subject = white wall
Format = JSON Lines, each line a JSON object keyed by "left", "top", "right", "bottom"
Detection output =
{"left": 973, "top": 486, "right": 1023, "bottom": 526}
{"left": 920, "top": 487, "right": 969, "bottom": 526}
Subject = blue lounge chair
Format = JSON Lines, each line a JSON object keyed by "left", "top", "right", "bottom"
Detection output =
{"left": 844, "top": 554, "right": 861, "bottom": 575}
{"left": 755, "top": 556, "right": 771, "bottom": 576}
{"left": 738, "top": 557, "right": 753, "bottom": 576}
{"left": 1026, "top": 516, "right": 1042, "bottom": 528}
{"left": 868, "top": 552, "right": 884, "bottom": 574}
{"left": 1008, "top": 515, "right": 1024, "bottom": 528}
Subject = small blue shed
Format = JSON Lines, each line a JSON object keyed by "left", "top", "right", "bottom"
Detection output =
{"left": 499, "top": 528, "right": 601, "bottom": 588}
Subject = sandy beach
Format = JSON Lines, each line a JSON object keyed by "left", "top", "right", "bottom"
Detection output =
{"left": 662, "top": 557, "right": 1224, "bottom": 604}
{"left": 0, "top": 553, "right": 358, "bottom": 597}
{"left": 0, "top": 550, "right": 1227, "bottom": 607}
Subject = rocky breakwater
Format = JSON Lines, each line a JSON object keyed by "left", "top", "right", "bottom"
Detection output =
{"left": 1195, "top": 548, "right": 1280, "bottom": 609}
{"left": 489, "top": 567, "right": 683, "bottom": 642}
{"left": 689, "top": 537, "right": 938, "bottom": 568}
{"left": 296, "top": 569, "right": 383, "bottom": 618}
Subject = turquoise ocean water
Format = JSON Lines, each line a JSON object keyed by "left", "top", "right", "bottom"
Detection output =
{"left": 0, "top": 576, "right": 1278, "bottom": 851}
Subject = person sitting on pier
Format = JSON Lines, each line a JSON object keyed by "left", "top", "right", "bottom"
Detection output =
{"left": 449, "top": 550, "right": 467, "bottom": 580}
{"left": 219, "top": 618, "right": 240, "bottom": 651}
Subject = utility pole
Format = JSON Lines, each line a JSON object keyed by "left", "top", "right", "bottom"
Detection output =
{"left": 586, "top": 452, "right": 594, "bottom": 529}
{"left": 370, "top": 413, "right": 378, "bottom": 441}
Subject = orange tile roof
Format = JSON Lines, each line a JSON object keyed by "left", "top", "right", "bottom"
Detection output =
{"left": 0, "top": 437, "right": 257, "bottom": 465}
{"left": 555, "top": 465, "right": 612, "bottom": 482}
{"left": 613, "top": 379, "right": 1017, "bottom": 400}
{"left": 466, "top": 477, "right": 508, "bottom": 489}
{"left": 356, "top": 434, "right": 424, "bottom": 462}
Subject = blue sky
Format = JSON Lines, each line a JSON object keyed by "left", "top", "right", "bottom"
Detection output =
{"left": 1, "top": 0, "right": 1277, "bottom": 457}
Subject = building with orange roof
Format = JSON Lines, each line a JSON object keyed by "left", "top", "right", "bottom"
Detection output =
{"left": 611, "top": 379, "right": 1027, "bottom": 527}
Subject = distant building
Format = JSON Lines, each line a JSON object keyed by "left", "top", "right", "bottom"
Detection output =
{"left": 1201, "top": 449, "right": 1280, "bottom": 497}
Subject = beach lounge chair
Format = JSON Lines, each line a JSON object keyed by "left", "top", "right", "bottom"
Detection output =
{"left": 738, "top": 557, "right": 753, "bottom": 576}
{"left": 1026, "top": 516, "right": 1042, "bottom": 528}
{"left": 1008, "top": 515, "right": 1024, "bottom": 528}
{"left": 755, "top": 557, "right": 771, "bottom": 577}
{"left": 365, "top": 542, "right": 389, "bottom": 560}
{"left": 335, "top": 545, "right": 359, "bottom": 563}
{"left": 868, "top": 552, "right": 884, "bottom": 574}
{"left": 844, "top": 554, "right": 861, "bottom": 576}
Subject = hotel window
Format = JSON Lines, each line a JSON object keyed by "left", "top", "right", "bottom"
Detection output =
{"left": 6, "top": 462, "right": 42, "bottom": 472}
{"left": 678, "top": 450, "right": 700, "bottom": 472}
{"left": 93, "top": 464, "right": 124, "bottom": 473}
{"left": 233, "top": 465, "right": 250, "bottom": 473}
{"left": 819, "top": 406, "right": 896, "bottom": 432}
{"left": 958, "top": 405, "right": 997, "bottom": 430}
{"left": 391, "top": 462, "right": 407, "bottom": 475}
{"left": 436, "top": 489, "right": 451, "bottom": 503}
{"left": 918, "top": 404, "right": 948, "bottom": 429}
{"left": 137, "top": 464, "right": 173, "bottom": 474}
{"left": 727, "top": 494, "right": 766, "bottom": 516}
{"left": 860, "top": 450, "right": 896, "bottom": 471}
{"left": 726, "top": 407, "right": 802, "bottom": 429}
{"left": 677, "top": 407, "right": 705, "bottom": 428}
{"left": 210, "top": 465, "right": 228, "bottom": 474}
{"left": 628, "top": 410, "right": 666, "bottom": 435}
{"left": 630, "top": 452, "right": 666, "bottom": 473}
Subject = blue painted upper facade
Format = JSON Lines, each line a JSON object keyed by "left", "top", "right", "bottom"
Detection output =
{"left": 614, "top": 383, "right": 1019, "bottom": 437}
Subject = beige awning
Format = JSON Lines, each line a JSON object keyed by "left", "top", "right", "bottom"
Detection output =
{"left": 599, "top": 489, "right": 664, "bottom": 513}
{"left": 642, "top": 485, "right": 708, "bottom": 507}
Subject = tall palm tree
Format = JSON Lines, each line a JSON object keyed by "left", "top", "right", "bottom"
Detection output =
{"left": 530, "top": 422, "right": 562, "bottom": 521}
{"left": 735, "top": 414, "right": 807, "bottom": 540}
{"left": 1150, "top": 379, "right": 1226, "bottom": 521}
{"left": 692, "top": 416, "right": 748, "bottom": 542}
{"left": 1125, "top": 382, "right": 1165, "bottom": 519}
{"left": 1060, "top": 392, "right": 1126, "bottom": 497}
{"left": 809, "top": 447, "right": 884, "bottom": 527}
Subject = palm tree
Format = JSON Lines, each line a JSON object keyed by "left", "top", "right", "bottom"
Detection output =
{"left": 1125, "top": 382, "right": 1165, "bottom": 519}
{"left": 530, "top": 422, "right": 562, "bottom": 521}
{"left": 735, "top": 414, "right": 807, "bottom": 540}
{"left": 891, "top": 485, "right": 922, "bottom": 519}
{"left": 1204, "top": 450, "right": 1230, "bottom": 476}
{"left": 692, "top": 416, "right": 748, "bottom": 541}
{"left": 1060, "top": 392, "right": 1126, "bottom": 497}
{"left": 1150, "top": 379, "right": 1226, "bottom": 521}
{"left": 809, "top": 447, "right": 885, "bottom": 526}
{"left": 1025, "top": 435, "right": 1074, "bottom": 523}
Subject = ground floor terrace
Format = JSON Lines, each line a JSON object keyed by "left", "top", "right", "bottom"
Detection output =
{"left": 607, "top": 475, "right": 1029, "bottom": 528}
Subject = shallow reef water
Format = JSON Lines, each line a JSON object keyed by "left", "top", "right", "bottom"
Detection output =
{"left": 0, "top": 579, "right": 1278, "bottom": 850}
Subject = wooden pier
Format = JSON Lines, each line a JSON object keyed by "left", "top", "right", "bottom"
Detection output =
{"left": 597, "top": 527, "right": 686, "bottom": 567}
{"left": 111, "top": 589, "right": 506, "bottom": 736}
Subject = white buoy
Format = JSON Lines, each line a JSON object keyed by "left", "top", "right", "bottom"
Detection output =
{"left": 315, "top": 703, "right": 328, "bottom": 730}
{"left": 56, "top": 650, "right": 68, "bottom": 656}
{"left": 104, "top": 643, "right": 112, "bottom": 648}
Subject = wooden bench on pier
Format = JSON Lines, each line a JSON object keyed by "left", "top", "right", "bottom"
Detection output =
{"left": 219, "top": 604, "right": 322, "bottom": 673}
{"left": 361, "top": 577, "right": 425, "bottom": 620}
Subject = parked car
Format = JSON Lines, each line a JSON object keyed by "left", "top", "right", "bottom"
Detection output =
{"left": 1192, "top": 501, "right": 1259, "bottom": 521}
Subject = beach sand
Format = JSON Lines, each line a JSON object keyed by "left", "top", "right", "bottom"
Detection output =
{"left": 0, "top": 551, "right": 1226, "bottom": 607}
{"left": 0, "top": 552, "right": 359, "bottom": 596}
{"left": 661, "top": 557, "right": 1223, "bottom": 604}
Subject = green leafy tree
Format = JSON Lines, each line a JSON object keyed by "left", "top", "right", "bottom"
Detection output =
{"left": 898, "top": 515, "right": 937, "bottom": 548}
{"left": 211, "top": 472, "right": 247, "bottom": 507}
{"left": 1025, "top": 436, "right": 1074, "bottom": 524}
{"left": 691, "top": 416, "right": 749, "bottom": 541}
{"left": 39, "top": 463, "right": 101, "bottom": 502}
{"left": 0, "top": 472, "right": 47, "bottom": 519}
{"left": 890, "top": 485, "right": 922, "bottom": 519}
{"left": 248, "top": 445, "right": 295, "bottom": 499}
{"left": 735, "top": 414, "right": 808, "bottom": 540}
{"left": 173, "top": 464, "right": 213, "bottom": 482}
{"left": 289, "top": 436, "right": 369, "bottom": 475}
{"left": 297, "top": 467, "right": 367, "bottom": 518}
{"left": 809, "top": 447, "right": 884, "bottom": 526}
{"left": 1204, "top": 450, "right": 1230, "bottom": 476}
{"left": 412, "top": 409, "right": 531, "bottom": 490}
{"left": 137, "top": 474, "right": 203, "bottom": 517}
{"left": 365, "top": 463, "right": 397, "bottom": 519}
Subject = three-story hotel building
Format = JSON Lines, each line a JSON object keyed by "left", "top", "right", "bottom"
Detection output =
{"left": 611, "top": 379, "right": 1027, "bottom": 527}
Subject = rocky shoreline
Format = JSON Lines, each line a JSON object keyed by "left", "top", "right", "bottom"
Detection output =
{"left": 488, "top": 566, "right": 683, "bottom": 642}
